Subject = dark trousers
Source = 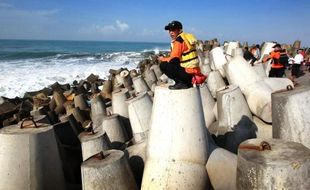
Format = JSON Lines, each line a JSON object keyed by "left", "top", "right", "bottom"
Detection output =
{"left": 159, "top": 61, "right": 192, "bottom": 86}
{"left": 291, "top": 64, "right": 301, "bottom": 77}
{"left": 268, "top": 67, "right": 285, "bottom": 78}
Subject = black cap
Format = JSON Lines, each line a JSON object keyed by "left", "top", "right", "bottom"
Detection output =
{"left": 164, "top": 20, "right": 183, "bottom": 30}
{"left": 272, "top": 43, "right": 281, "bottom": 48}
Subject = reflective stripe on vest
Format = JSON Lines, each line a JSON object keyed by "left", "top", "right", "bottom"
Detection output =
{"left": 178, "top": 33, "right": 199, "bottom": 68}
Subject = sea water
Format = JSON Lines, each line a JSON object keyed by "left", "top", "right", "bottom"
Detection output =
{"left": 0, "top": 39, "right": 169, "bottom": 98}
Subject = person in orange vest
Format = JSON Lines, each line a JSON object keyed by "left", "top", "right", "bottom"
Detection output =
{"left": 262, "top": 43, "right": 286, "bottom": 77}
{"left": 157, "top": 20, "right": 206, "bottom": 89}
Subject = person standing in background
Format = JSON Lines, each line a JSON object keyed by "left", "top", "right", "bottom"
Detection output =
{"left": 244, "top": 46, "right": 257, "bottom": 66}
{"left": 251, "top": 44, "right": 261, "bottom": 60}
{"left": 262, "top": 44, "right": 285, "bottom": 77}
{"left": 291, "top": 49, "right": 304, "bottom": 79}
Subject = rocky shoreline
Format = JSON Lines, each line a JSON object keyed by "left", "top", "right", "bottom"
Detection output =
{"left": 0, "top": 40, "right": 309, "bottom": 190}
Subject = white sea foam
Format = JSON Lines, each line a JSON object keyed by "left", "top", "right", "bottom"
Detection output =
{"left": 0, "top": 52, "right": 142, "bottom": 98}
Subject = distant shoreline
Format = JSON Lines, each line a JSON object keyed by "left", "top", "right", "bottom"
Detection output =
{"left": 0, "top": 38, "right": 170, "bottom": 45}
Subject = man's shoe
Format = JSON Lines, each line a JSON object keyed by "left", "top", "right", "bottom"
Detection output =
{"left": 168, "top": 82, "right": 190, "bottom": 90}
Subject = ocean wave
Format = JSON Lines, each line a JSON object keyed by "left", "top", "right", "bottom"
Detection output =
{"left": 0, "top": 51, "right": 64, "bottom": 60}
{"left": 0, "top": 40, "right": 170, "bottom": 98}
{"left": 0, "top": 51, "right": 158, "bottom": 62}
{"left": 0, "top": 51, "right": 150, "bottom": 98}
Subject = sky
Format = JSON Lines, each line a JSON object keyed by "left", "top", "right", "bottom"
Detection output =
{"left": 0, "top": 0, "right": 309, "bottom": 46}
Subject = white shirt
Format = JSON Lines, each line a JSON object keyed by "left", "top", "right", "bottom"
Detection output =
{"left": 293, "top": 53, "right": 304, "bottom": 64}
{"left": 288, "top": 57, "right": 294, "bottom": 64}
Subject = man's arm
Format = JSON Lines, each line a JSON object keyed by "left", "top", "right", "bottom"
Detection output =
{"left": 158, "top": 41, "right": 183, "bottom": 63}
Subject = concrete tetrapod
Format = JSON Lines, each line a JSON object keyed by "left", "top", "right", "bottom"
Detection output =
{"left": 72, "top": 107, "right": 89, "bottom": 127}
{"left": 115, "top": 72, "right": 125, "bottom": 86}
{"left": 101, "top": 114, "right": 128, "bottom": 149}
{"left": 150, "top": 64, "right": 162, "bottom": 81}
{"left": 90, "top": 95, "right": 107, "bottom": 130}
{"left": 74, "top": 94, "right": 89, "bottom": 110}
{"left": 126, "top": 141, "right": 147, "bottom": 188}
{"left": 263, "top": 77, "right": 294, "bottom": 92}
{"left": 253, "top": 116, "right": 272, "bottom": 139}
{"left": 132, "top": 75, "right": 150, "bottom": 94}
{"left": 272, "top": 86, "right": 310, "bottom": 148}
{"left": 53, "top": 90, "right": 67, "bottom": 106}
{"left": 252, "top": 63, "right": 267, "bottom": 78}
{"left": 225, "top": 41, "right": 240, "bottom": 60}
{"left": 206, "top": 148, "right": 237, "bottom": 190}
{"left": 112, "top": 88, "right": 132, "bottom": 138}
{"left": 232, "top": 47, "right": 243, "bottom": 57}
{"left": 237, "top": 138, "right": 310, "bottom": 189}
{"left": 0, "top": 121, "right": 66, "bottom": 190}
{"left": 112, "top": 88, "right": 130, "bottom": 118}
{"left": 126, "top": 92, "right": 153, "bottom": 144}
{"left": 243, "top": 81, "right": 272, "bottom": 123}
{"left": 101, "top": 79, "right": 113, "bottom": 100}
{"left": 81, "top": 150, "right": 138, "bottom": 190}
{"left": 144, "top": 68, "right": 157, "bottom": 90}
{"left": 206, "top": 70, "right": 226, "bottom": 98}
{"left": 200, "top": 63, "right": 212, "bottom": 75}
{"left": 209, "top": 47, "right": 227, "bottom": 77}
{"left": 216, "top": 85, "right": 252, "bottom": 133}
{"left": 141, "top": 86, "right": 208, "bottom": 190}
{"left": 198, "top": 84, "right": 216, "bottom": 128}
{"left": 258, "top": 42, "right": 276, "bottom": 63}
{"left": 120, "top": 70, "right": 133, "bottom": 90}
{"left": 224, "top": 56, "right": 261, "bottom": 92}
{"left": 259, "top": 42, "right": 276, "bottom": 75}
{"left": 79, "top": 130, "right": 111, "bottom": 161}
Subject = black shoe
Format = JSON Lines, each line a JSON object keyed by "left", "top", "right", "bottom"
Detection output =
{"left": 168, "top": 82, "right": 190, "bottom": 90}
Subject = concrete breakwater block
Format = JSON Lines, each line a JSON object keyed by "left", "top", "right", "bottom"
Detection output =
{"left": 125, "top": 141, "right": 147, "bottom": 188}
{"left": 206, "top": 70, "right": 226, "bottom": 98}
{"left": 237, "top": 138, "right": 310, "bottom": 189}
{"left": 243, "top": 81, "right": 272, "bottom": 123}
{"left": 112, "top": 88, "right": 130, "bottom": 118}
{"left": 252, "top": 63, "right": 267, "bottom": 78}
{"left": 225, "top": 41, "right": 240, "bottom": 60}
{"left": 272, "top": 86, "right": 310, "bottom": 149}
{"left": 126, "top": 92, "right": 153, "bottom": 144}
{"left": 232, "top": 47, "right": 243, "bottom": 57}
{"left": 209, "top": 47, "right": 227, "bottom": 77}
{"left": 253, "top": 116, "right": 272, "bottom": 139}
{"left": 112, "top": 88, "right": 132, "bottom": 139}
{"left": 0, "top": 122, "right": 66, "bottom": 190}
{"left": 101, "top": 79, "right": 113, "bottom": 100}
{"left": 216, "top": 85, "right": 252, "bottom": 132}
{"left": 132, "top": 75, "right": 150, "bottom": 94}
{"left": 74, "top": 94, "right": 89, "bottom": 110}
{"left": 144, "top": 68, "right": 157, "bottom": 90}
{"left": 53, "top": 120, "right": 83, "bottom": 184}
{"left": 81, "top": 150, "right": 138, "bottom": 190}
{"left": 258, "top": 42, "right": 276, "bottom": 63}
{"left": 263, "top": 77, "right": 294, "bottom": 92}
{"left": 224, "top": 56, "right": 261, "bottom": 92}
{"left": 211, "top": 115, "right": 257, "bottom": 154}
{"left": 150, "top": 64, "right": 162, "bottom": 81}
{"left": 206, "top": 148, "right": 237, "bottom": 190}
{"left": 101, "top": 114, "right": 128, "bottom": 149}
{"left": 199, "top": 84, "right": 216, "bottom": 128}
{"left": 90, "top": 95, "right": 107, "bottom": 130}
{"left": 200, "top": 63, "right": 212, "bottom": 75}
{"left": 141, "top": 86, "right": 208, "bottom": 190}
{"left": 120, "top": 70, "right": 133, "bottom": 90}
{"left": 79, "top": 130, "right": 111, "bottom": 161}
